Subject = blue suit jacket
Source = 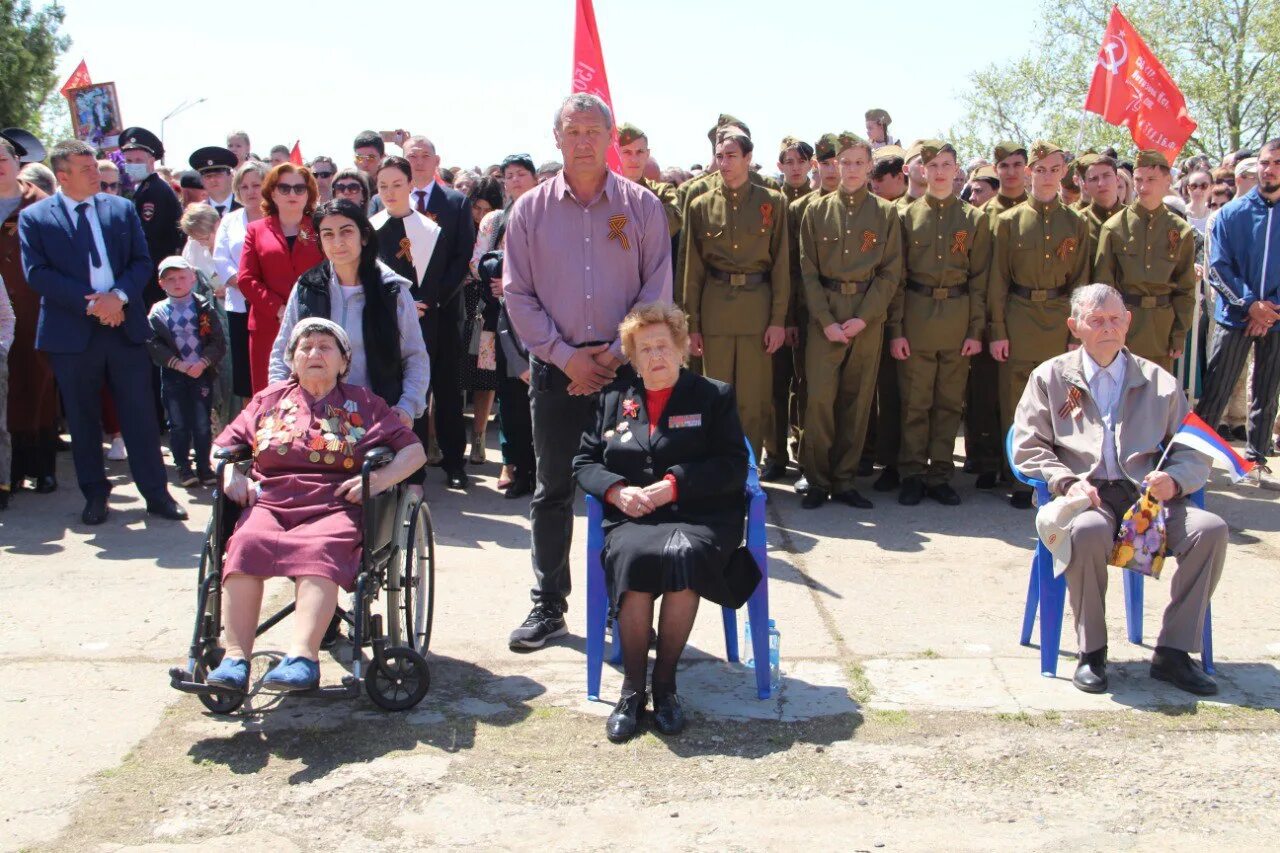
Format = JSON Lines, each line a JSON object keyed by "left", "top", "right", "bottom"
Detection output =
{"left": 18, "top": 192, "right": 153, "bottom": 353}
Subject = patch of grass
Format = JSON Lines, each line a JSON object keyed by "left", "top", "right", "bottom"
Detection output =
{"left": 845, "top": 661, "right": 873, "bottom": 704}
{"left": 868, "top": 709, "right": 911, "bottom": 726}
{"left": 995, "top": 711, "right": 1035, "bottom": 725}
{"left": 528, "top": 706, "right": 565, "bottom": 722}
{"left": 919, "top": 649, "right": 941, "bottom": 659}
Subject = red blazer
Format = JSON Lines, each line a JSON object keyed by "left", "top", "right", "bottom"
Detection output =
{"left": 237, "top": 215, "right": 324, "bottom": 332}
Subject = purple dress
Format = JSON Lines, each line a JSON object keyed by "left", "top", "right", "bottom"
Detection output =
{"left": 215, "top": 380, "right": 420, "bottom": 590}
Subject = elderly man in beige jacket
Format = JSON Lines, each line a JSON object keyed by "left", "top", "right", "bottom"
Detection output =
{"left": 1013, "top": 283, "right": 1227, "bottom": 696}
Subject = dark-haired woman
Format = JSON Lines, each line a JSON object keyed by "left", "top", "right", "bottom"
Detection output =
{"left": 267, "top": 198, "right": 430, "bottom": 427}
{"left": 457, "top": 175, "right": 506, "bottom": 464}
{"left": 330, "top": 168, "right": 372, "bottom": 210}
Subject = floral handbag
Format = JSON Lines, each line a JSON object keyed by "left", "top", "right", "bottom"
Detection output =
{"left": 1109, "top": 489, "right": 1168, "bottom": 579}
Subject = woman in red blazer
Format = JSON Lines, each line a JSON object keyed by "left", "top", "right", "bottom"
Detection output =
{"left": 237, "top": 163, "right": 324, "bottom": 392}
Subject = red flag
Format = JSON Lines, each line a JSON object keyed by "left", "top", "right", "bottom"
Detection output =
{"left": 1084, "top": 5, "right": 1197, "bottom": 163}
{"left": 571, "top": 0, "right": 621, "bottom": 172}
{"left": 60, "top": 59, "right": 92, "bottom": 95}
{"left": 289, "top": 140, "right": 303, "bottom": 166}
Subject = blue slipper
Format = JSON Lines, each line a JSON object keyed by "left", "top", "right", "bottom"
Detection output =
{"left": 205, "top": 657, "right": 249, "bottom": 691}
{"left": 262, "top": 656, "right": 320, "bottom": 692}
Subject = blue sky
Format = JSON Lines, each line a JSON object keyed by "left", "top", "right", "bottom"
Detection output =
{"left": 53, "top": 0, "right": 1037, "bottom": 172}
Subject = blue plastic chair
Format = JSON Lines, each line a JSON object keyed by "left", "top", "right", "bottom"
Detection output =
{"left": 585, "top": 437, "right": 772, "bottom": 700}
{"left": 1007, "top": 429, "right": 1213, "bottom": 676}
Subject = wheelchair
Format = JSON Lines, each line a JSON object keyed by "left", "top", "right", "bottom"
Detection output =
{"left": 168, "top": 444, "right": 436, "bottom": 713}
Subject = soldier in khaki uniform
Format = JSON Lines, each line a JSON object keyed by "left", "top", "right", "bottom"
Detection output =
{"left": 1077, "top": 154, "right": 1125, "bottom": 242}
{"left": 616, "top": 122, "right": 681, "bottom": 237}
{"left": 797, "top": 132, "right": 904, "bottom": 509}
{"left": 683, "top": 129, "right": 790, "bottom": 459}
{"left": 869, "top": 144, "right": 908, "bottom": 201}
{"left": 1093, "top": 150, "right": 1197, "bottom": 372}
{"left": 778, "top": 136, "right": 815, "bottom": 204}
{"left": 888, "top": 141, "right": 991, "bottom": 506}
{"left": 988, "top": 141, "right": 1091, "bottom": 508}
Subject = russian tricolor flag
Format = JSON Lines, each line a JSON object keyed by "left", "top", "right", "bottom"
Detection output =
{"left": 1167, "top": 412, "right": 1256, "bottom": 482}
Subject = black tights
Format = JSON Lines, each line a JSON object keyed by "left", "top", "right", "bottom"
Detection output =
{"left": 617, "top": 589, "right": 699, "bottom": 700}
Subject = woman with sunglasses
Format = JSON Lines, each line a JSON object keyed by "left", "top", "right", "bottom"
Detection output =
{"left": 237, "top": 163, "right": 324, "bottom": 392}
{"left": 310, "top": 155, "right": 337, "bottom": 203}
{"left": 1182, "top": 168, "right": 1213, "bottom": 236}
{"left": 330, "top": 168, "right": 372, "bottom": 210}
{"left": 214, "top": 160, "right": 269, "bottom": 402}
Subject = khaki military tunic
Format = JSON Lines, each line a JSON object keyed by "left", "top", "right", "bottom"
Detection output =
{"left": 1093, "top": 202, "right": 1197, "bottom": 371}
{"left": 782, "top": 182, "right": 813, "bottom": 204}
{"left": 640, "top": 176, "right": 682, "bottom": 238}
{"left": 797, "top": 185, "right": 903, "bottom": 493}
{"left": 890, "top": 194, "right": 991, "bottom": 484}
{"left": 682, "top": 179, "right": 790, "bottom": 456}
{"left": 675, "top": 169, "right": 777, "bottom": 304}
{"left": 1080, "top": 199, "right": 1125, "bottom": 247}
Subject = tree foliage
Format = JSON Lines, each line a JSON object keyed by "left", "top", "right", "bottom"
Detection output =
{"left": 0, "top": 1, "right": 69, "bottom": 133}
{"left": 950, "top": 0, "right": 1280, "bottom": 162}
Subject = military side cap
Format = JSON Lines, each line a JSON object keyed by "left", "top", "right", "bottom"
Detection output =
{"left": 0, "top": 127, "right": 45, "bottom": 163}
{"left": 120, "top": 126, "right": 164, "bottom": 160}
{"left": 1028, "top": 141, "right": 1064, "bottom": 164}
{"left": 903, "top": 139, "right": 925, "bottom": 164}
{"left": 1136, "top": 149, "right": 1172, "bottom": 168}
{"left": 917, "top": 139, "right": 953, "bottom": 165}
{"left": 972, "top": 164, "right": 998, "bottom": 181}
{"left": 836, "top": 131, "right": 868, "bottom": 154}
{"left": 708, "top": 113, "right": 749, "bottom": 142}
{"left": 178, "top": 170, "right": 204, "bottom": 190}
{"left": 814, "top": 133, "right": 841, "bottom": 162}
{"left": 189, "top": 146, "right": 237, "bottom": 173}
{"left": 779, "top": 135, "right": 814, "bottom": 160}
{"left": 874, "top": 143, "right": 906, "bottom": 162}
{"left": 616, "top": 123, "right": 646, "bottom": 148}
{"left": 865, "top": 108, "right": 892, "bottom": 126}
{"left": 993, "top": 140, "right": 1026, "bottom": 163}
{"left": 1073, "top": 151, "right": 1102, "bottom": 175}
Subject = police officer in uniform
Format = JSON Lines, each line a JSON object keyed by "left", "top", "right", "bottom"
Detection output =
{"left": 119, "top": 126, "right": 183, "bottom": 306}
{"left": 616, "top": 123, "right": 681, "bottom": 238}
{"left": 889, "top": 141, "right": 990, "bottom": 506}
{"left": 1093, "top": 150, "right": 1197, "bottom": 372}
{"left": 798, "top": 132, "right": 903, "bottom": 509}
{"left": 188, "top": 146, "right": 242, "bottom": 217}
{"left": 682, "top": 129, "right": 789, "bottom": 461}
{"left": 988, "top": 141, "right": 1091, "bottom": 508}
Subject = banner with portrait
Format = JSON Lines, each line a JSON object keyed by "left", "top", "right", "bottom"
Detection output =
{"left": 66, "top": 82, "right": 123, "bottom": 151}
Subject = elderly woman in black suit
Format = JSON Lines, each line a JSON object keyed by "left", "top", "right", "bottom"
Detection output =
{"left": 574, "top": 302, "right": 755, "bottom": 744}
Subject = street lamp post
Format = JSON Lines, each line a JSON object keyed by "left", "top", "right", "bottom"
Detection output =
{"left": 159, "top": 97, "right": 208, "bottom": 162}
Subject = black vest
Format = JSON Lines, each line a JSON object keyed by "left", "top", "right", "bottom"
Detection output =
{"left": 295, "top": 261, "right": 403, "bottom": 408}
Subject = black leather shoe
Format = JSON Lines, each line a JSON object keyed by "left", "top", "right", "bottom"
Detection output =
{"left": 1150, "top": 646, "right": 1218, "bottom": 696}
{"left": 975, "top": 471, "right": 998, "bottom": 490}
{"left": 1072, "top": 647, "right": 1108, "bottom": 693}
{"left": 801, "top": 489, "right": 828, "bottom": 509}
{"left": 606, "top": 691, "right": 645, "bottom": 743}
{"left": 794, "top": 475, "right": 810, "bottom": 495}
{"left": 1010, "top": 491, "right": 1033, "bottom": 510}
{"left": 833, "top": 488, "right": 873, "bottom": 509}
{"left": 926, "top": 483, "right": 961, "bottom": 506}
{"left": 503, "top": 475, "right": 533, "bottom": 499}
{"left": 146, "top": 498, "right": 189, "bottom": 521}
{"left": 898, "top": 476, "right": 924, "bottom": 506}
{"left": 1231, "top": 425, "right": 1248, "bottom": 442}
{"left": 34, "top": 474, "right": 57, "bottom": 494}
{"left": 652, "top": 692, "right": 686, "bottom": 735}
{"left": 446, "top": 472, "right": 468, "bottom": 489}
{"left": 82, "top": 494, "right": 109, "bottom": 525}
{"left": 759, "top": 459, "right": 788, "bottom": 481}
{"left": 873, "top": 466, "right": 900, "bottom": 492}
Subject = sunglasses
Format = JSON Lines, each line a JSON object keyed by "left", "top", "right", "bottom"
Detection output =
{"left": 100, "top": 181, "right": 119, "bottom": 191}
{"left": 275, "top": 183, "right": 308, "bottom": 196}
{"left": 1187, "top": 182, "right": 1210, "bottom": 190}
{"left": 333, "top": 182, "right": 364, "bottom": 194}
{"left": 313, "top": 170, "right": 334, "bottom": 179}
{"left": 353, "top": 154, "right": 379, "bottom": 164}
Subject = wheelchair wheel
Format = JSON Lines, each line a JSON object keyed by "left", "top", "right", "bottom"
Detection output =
{"left": 387, "top": 496, "right": 435, "bottom": 655}
{"left": 194, "top": 650, "right": 245, "bottom": 715}
{"left": 365, "top": 645, "right": 430, "bottom": 711}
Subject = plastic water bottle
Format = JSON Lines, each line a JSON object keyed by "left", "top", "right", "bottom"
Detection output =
{"left": 768, "top": 621, "right": 781, "bottom": 689}
{"left": 743, "top": 618, "right": 755, "bottom": 668}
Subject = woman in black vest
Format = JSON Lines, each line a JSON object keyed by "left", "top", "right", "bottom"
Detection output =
{"left": 266, "top": 198, "right": 430, "bottom": 428}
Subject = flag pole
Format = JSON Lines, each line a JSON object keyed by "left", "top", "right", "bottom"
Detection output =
{"left": 1075, "top": 110, "right": 1089, "bottom": 153}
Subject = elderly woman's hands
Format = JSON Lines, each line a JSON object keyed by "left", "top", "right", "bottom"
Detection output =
{"left": 223, "top": 466, "right": 259, "bottom": 507}
{"left": 335, "top": 470, "right": 390, "bottom": 504}
{"left": 608, "top": 484, "right": 656, "bottom": 518}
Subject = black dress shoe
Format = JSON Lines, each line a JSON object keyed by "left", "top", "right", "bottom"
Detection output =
{"left": 975, "top": 471, "right": 998, "bottom": 490}
{"left": 833, "top": 488, "right": 873, "bottom": 509}
{"left": 1150, "top": 646, "right": 1218, "bottom": 696}
{"left": 503, "top": 475, "right": 534, "bottom": 499}
{"left": 606, "top": 691, "right": 646, "bottom": 743}
{"left": 1216, "top": 424, "right": 1232, "bottom": 439}
{"left": 873, "top": 466, "right": 900, "bottom": 492}
{"left": 1072, "top": 647, "right": 1108, "bottom": 693}
{"left": 794, "top": 474, "right": 810, "bottom": 495}
{"left": 801, "top": 489, "right": 828, "bottom": 509}
{"left": 1231, "top": 425, "right": 1248, "bottom": 442}
{"left": 146, "top": 498, "right": 189, "bottom": 521}
{"left": 1010, "top": 491, "right": 1033, "bottom": 510}
{"left": 759, "top": 459, "right": 788, "bottom": 481}
{"left": 34, "top": 474, "right": 57, "bottom": 494}
{"left": 898, "top": 476, "right": 924, "bottom": 506}
{"left": 926, "top": 483, "right": 961, "bottom": 506}
{"left": 962, "top": 458, "right": 976, "bottom": 474}
{"left": 652, "top": 691, "right": 686, "bottom": 735}
{"left": 446, "top": 472, "right": 468, "bottom": 489}
{"left": 82, "top": 494, "right": 109, "bottom": 525}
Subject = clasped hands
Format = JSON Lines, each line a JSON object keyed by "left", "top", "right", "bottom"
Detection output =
{"left": 1066, "top": 469, "right": 1178, "bottom": 508}
{"left": 1246, "top": 300, "right": 1279, "bottom": 337}
{"left": 85, "top": 292, "right": 124, "bottom": 327}
{"left": 565, "top": 343, "right": 621, "bottom": 395}
{"left": 608, "top": 478, "right": 676, "bottom": 518}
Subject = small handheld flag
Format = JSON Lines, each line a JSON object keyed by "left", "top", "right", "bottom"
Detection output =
{"left": 1164, "top": 412, "right": 1255, "bottom": 482}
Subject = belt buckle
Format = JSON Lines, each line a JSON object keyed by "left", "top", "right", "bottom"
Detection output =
{"left": 729, "top": 272, "right": 747, "bottom": 287}
{"left": 841, "top": 281, "right": 860, "bottom": 295}
{"left": 1030, "top": 289, "right": 1048, "bottom": 303}
{"left": 1140, "top": 295, "right": 1158, "bottom": 309}
{"left": 932, "top": 287, "right": 949, "bottom": 301}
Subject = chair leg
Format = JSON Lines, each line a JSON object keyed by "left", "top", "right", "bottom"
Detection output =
{"left": 746, "top": 490, "right": 771, "bottom": 699}
{"left": 1123, "top": 569, "right": 1144, "bottom": 646}
{"left": 1202, "top": 601, "right": 1214, "bottom": 675}
{"left": 585, "top": 498, "right": 607, "bottom": 701}
{"left": 1020, "top": 558, "right": 1039, "bottom": 646}
{"left": 722, "top": 607, "right": 739, "bottom": 664}
{"left": 1036, "top": 544, "right": 1067, "bottom": 677}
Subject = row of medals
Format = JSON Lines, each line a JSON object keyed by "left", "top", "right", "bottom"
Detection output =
{"left": 254, "top": 396, "right": 367, "bottom": 469}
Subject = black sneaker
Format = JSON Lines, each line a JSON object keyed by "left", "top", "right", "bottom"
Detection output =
{"left": 177, "top": 469, "right": 199, "bottom": 487}
{"left": 508, "top": 604, "right": 568, "bottom": 651}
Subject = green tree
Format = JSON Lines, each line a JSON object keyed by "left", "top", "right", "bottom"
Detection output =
{"left": 0, "top": 0, "right": 70, "bottom": 132}
{"left": 950, "top": 0, "right": 1280, "bottom": 162}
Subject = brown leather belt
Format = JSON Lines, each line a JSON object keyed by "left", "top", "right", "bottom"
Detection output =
{"left": 708, "top": 267, "right": 766, "bottom": 287}
{"left": 1122, "top": 293, "right": 1172, "bottom": 308}
{"left": 1009, "top": 283, "right": 1070, "bottom": 302}
{"left": 819, "top": 275, "right": 870, "bottom": 295}
{"left": 905, "top": 280, "right": 969, "bottom": 300}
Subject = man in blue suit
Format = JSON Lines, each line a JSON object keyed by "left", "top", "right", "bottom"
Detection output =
{"left": 18, "top": 139, "right": 188, "bottom": 525}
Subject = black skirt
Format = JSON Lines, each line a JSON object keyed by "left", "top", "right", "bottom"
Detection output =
{"left": 227, "top": 311, "right": 252, "bottom": 399}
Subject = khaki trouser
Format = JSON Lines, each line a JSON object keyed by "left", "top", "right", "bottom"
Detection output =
{"left": 702, "top": 333, "right": 773, "bottom": 460}
{"left": 800, "top": 321, "right": 883, "bottom": 493}
{"left": 1066, "top": 481, "right": 1227, "bottom": 655}
{"left": 1124, "top": 304, "right": 1176, "bottom": 372}
{"left": 964, "top": 347, "right": 1002, "bottom": 474}
{"left": 897, "top": 347, "right": 969, "bottom": 485}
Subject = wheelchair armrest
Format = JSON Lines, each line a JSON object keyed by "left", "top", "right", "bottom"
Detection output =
{"left": 213, "top": 444, "right": 252, "bottom": 463}
{"left": 362, "top": 446, "right": 395, "bottom": 473}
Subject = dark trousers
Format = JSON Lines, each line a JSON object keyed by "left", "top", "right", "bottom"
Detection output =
{"left": 226, "top": 310, "right": 252, "bottom": 399}
{"left": 1195, "top": 322, "right": 1280, "bottom": 462}
{"left": 497, "top": 356, "right": 535, "bottom": 475}
{"left": 161, "top": 369, "right": 214, "bottom": 475}
{"left": 49, "top": 325, "right": 168, "bottom": 502}
{"left": 765, "top": 344, "right": 796, "bottom": 464}
{"left": 874, "top": 329, "right": 901, "bottom": 468}
{"left": 413, "top": 298, "right": 467, "bottom": 481}
{"left": 964, "top": 347, "right": 1002, "bottom": 474}
{"left": 527, "top": 356, "right": 607, "bottom": 611}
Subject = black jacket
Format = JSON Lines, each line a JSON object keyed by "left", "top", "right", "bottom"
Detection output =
{"left": 132, "top": 173, "right": 184, "bottom": 305}
{"left": 574, "top": 369, "right": 748, "bottom": 532}
{"left": 422, "top": 183, "right": 475, "bottom": 312}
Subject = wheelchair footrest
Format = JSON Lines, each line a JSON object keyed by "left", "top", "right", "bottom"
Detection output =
{"left": 169, "top": 667, "right": 238, "bottom": 697}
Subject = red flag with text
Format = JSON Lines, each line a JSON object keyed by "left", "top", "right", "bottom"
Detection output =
{"left": 60, "top": 59, "right": 92, "bottom": 95}
{"left": 1083, "top": 5, "right": 1196, "bottom": 163}
{"left": 571, "top": 0, "right": 620, "bottom": 171}
{"left": 289, "top": 140, "right": 303, "bottom": 166}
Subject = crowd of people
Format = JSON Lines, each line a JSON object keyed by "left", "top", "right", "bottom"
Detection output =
{"left": 0, "top": 95, "right": 1275, "bottom": 741}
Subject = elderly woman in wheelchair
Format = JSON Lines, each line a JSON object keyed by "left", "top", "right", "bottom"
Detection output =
{"left": 199, "top": 317, "right": 426, "bottom": 696}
